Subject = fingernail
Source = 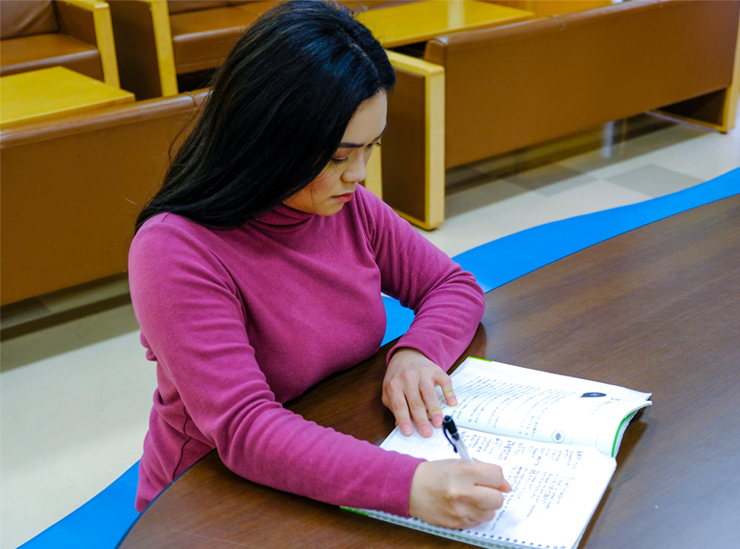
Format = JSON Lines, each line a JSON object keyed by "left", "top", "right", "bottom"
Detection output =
{"left": 401, "top": 425, "right": 412, "bottom": 436}
{"left": 449, "top": 396, "right": 458, "bottom": 406}
{"left": 420, "top": 425, "right": 432, "bottom": 437}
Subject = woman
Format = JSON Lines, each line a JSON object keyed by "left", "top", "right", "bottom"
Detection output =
{"left": 129, "top": 0, "right": 510, "bottom": 529}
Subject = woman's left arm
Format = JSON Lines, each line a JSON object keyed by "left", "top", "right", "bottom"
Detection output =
{"left": 358, "top": 187, "right": 486, "bottom": 437}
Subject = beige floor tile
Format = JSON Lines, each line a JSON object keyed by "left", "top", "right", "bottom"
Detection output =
{"left": 649, "top": 131, "right": 740, "bottom": 182}
{"left": 1, "top": 347, "right": 144, "bottom": 432}
{"left": 604, "top": 165, "right": 704, "bottom": 198}
{"left": 558, "top": 151, "right": 655, "bottom": 181}
{"left": 0, "top": 299, "right": 52, "bottom": 330}
{"left": 495, "top": 198, "right": 585, "bottom": 238}
{"left": 423, "top": 180, "right": 554, "bottom": 257}
{"left": 417, "top": 212, "right": 512, "bottom": 259}
{"left": 65, "top": 304, "right": 140, "bottom": 347}
{"left": 445, "top": 165, "right": 484, "bottom": 187}
{"left": 558, "top": 120, "right": 709, "bottom": 179}
{"left": 545, "top": 179, "right": 653, "bottom": 216}
{"left": 94, "top": 331, "right": 157, "bottom": 400}
{"left": 1, "top": 407, "right": 76, "bottom": 515}
{"left": 445, "top": 178, "right": 529, "bottom": 220}
{"left": 502, "top": 165, "right": 600, "bottom": 196}
{"left": 38, "top": 275, "right": 130, "bottom": 314}
{"left": 28, "top": 397, "right": 149, "bottom": 489}
{"left": 0, "top": 486, "right": 87, "bottom": 549}
{"left": 74, "top": 467, "right": 141, "bottom": 503}
{"left": 1, "top": 324, "right": 89, "bottom": 372}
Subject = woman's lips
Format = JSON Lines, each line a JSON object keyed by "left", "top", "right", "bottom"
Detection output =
{"left": 333, "top": 192, "right": 354, "bottom": 203}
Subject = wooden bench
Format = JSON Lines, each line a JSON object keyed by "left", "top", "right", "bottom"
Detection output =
{"left": 382, "top": 0, "right": 740, "bottom": 228}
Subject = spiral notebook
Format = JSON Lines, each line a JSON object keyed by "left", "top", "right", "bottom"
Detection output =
{"left": 347, "top": 357, "right": 651, "bottom": 549}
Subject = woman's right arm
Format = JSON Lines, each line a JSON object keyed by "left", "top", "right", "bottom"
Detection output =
{"left": 129, "top": 218, "right": 422, "bottom": 517}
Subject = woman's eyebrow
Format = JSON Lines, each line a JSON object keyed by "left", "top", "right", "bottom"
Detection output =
{"left": 338, "top": 126, "right": 386, "bottom": 149}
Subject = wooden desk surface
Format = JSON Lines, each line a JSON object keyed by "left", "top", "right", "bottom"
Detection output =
{"left": 0, "top": 67, "right": 134, "bottom": 128}
{"left": 119, "top": 194, "right": 740, "bottom": 548}
{"left": 356, "top": 1, "right": 534, "bottom": 48}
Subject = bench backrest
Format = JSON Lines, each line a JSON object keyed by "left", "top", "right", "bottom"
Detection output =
{"left": 0, "top": 0, "right": 58, "bottom": 40}
{"left": 0, "top": 91, "right": 208, "bottom": 304}
{"left": 426, "top": 0, "right": 739, "bottom": 169}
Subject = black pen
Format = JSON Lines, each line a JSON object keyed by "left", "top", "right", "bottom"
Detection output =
{"left": 442, "top": 415, "right": 473, "bottom": 462}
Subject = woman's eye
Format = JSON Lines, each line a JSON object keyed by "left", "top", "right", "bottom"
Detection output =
{"left": 331, "top": 156, "right": 350, "bottom": 164}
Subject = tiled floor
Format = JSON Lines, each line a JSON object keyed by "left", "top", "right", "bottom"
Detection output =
{"left": 2, "top": 109, "right": 739, "bottom": 548}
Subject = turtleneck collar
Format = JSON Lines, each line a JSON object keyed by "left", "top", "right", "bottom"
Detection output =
{"left": 251, "top": 203, "right": 316, "bottom": 231}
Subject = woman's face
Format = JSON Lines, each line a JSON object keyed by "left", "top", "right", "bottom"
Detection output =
{"left": 284, "top": 91, "right": 387, "bottom": 216}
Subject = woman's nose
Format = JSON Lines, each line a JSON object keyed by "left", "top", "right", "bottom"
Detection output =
{"left": 341, "top": 153, "right": 367, "bottom": 183}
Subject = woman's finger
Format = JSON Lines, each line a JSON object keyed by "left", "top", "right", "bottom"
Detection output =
{"left": 407, "top": 390, "right": 433, "bottom": 437}
{"left": 467, "top": 484, "right": 506, "bottom": 514}
{"left": 468, "top": 460, "right": 510, "bottom": 492}
{"left": 434, "top": 370, "right": 458, "bottom": 407}
{"left": 384, "top": 380, "right": 414, "bottom": 436}
{"left": 419, "top": 377, "right": 444, "bottom": 428}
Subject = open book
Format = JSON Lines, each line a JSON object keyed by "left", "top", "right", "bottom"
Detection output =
{"left": 349, "top": 357, "right": 652, "bottom": 549}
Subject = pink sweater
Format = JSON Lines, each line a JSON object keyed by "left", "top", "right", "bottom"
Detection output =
{"left": 128, "top": 185, "right": 485, "bottom": 514}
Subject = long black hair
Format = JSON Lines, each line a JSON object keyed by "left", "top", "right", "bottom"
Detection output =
{"left": 135, "top": 0, "right": 395, "bottom": 231}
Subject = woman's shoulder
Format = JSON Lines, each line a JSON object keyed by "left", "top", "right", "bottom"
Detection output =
{"left": 131, "top": 213, "right": 232, "bottom": 267}
{"left": 137, "top": 212, "right": 204, "bottom": 234}
{"left": 134, "top": 213, "right": 220, "bottom": 246}
{"left": 129, "top": 213, "right": 242, "bottom": 290}
{"left": 349, "top": 184, "right": 396, "bottom": 226}
{"left": 353, "top": 183, "right": 383, "bottom": 208}
{"left": 349, "top": 183, "right": 417, "bottom": 239}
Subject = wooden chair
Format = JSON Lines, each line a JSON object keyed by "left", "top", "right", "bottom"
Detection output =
{"left": 0, "top": 0, "right": 120, "bottom": 87}
{"left": 106, "top": 0, "right": 409, "bottom": 100}
{"left": 107, "top": 0, "right": 254, "bottom": 99}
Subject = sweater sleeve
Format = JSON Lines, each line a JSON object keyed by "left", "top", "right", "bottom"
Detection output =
{"left": 129, "top": 216, "right": 422, "bottom": 517}
{"left": 355, "top": 187, "right": 486, "bottom": 370}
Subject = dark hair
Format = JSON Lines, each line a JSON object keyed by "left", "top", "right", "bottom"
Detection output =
{"left": 135, "top": 0, "right": 396, "bottom": 231}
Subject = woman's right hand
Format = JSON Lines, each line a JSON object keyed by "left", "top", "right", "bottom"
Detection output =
{"left": 408, "top": 459, "right": 512, "bottom": 530}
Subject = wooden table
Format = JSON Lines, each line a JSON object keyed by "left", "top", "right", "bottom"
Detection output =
{"left": 118, "top": 194, "right": 740, "bottom": 548}
{"left": 0, "top": 67, "right": 134, "bottom": 128}
{"left": 356, "top": 1, "right": 534, "bottom": 48}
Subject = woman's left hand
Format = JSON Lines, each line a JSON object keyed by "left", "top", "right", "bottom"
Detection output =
{"left": 382, "top": 348, "right": 457, "bottom": 437}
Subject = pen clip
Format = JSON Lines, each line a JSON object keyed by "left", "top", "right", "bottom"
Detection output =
{"left": 442, "top": 415, "right": 459, "bottom": 454}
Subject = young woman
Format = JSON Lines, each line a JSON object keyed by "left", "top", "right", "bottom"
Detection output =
{"left": 129, "top": 0, "right": 510, "bottom": 529}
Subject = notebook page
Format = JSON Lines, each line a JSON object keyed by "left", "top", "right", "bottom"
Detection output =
{"left": 441, "top": 358, "right": 651, "bottom": 456}
{"left": 379, "top": 426, "right": 615, "bottom": 549}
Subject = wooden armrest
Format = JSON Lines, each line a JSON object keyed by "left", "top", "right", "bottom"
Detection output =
{"left": 716, "top": 14, "right": 740, "bottom": 133}
{"left": 728, "top": 16, "right": 740, "bottom": 133}
{"left": 138, "top": 0, "right": 177, "bottom": 97}
{"left": 362, "top": 144, "right": 382, "bottom": 199}
{"left": 384, "top": 51, "right": 445, "bottom": 230}
{"left": 55, "top": 0, "right": 120, "bottom": 87}
{"left": 108, "top": 0, "right": 177, "bottom": 99}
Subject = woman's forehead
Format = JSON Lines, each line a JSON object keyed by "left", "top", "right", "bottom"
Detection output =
{"left": 339, "top": 92, "right": 387, "bottom": 147}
